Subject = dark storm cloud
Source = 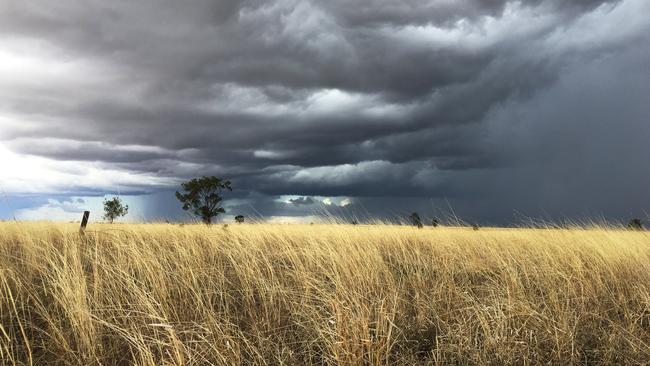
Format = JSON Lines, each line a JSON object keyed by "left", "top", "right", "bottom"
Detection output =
{"left": 1, "top": 0, "right": 649, "bottom": 223}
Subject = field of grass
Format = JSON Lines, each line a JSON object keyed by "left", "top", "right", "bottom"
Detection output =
{"left": 1, "top": 222, "right": 649, "bottom": 365}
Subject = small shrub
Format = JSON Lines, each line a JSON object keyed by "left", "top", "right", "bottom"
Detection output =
{"left": 431, "top": 219, "right": 439, "bottom": 227}
{"left": 235, "top": 215, "right": 245, "bottom": 224}
{"left": 628, "top": 218, "right": 643, "bottom": 230}
{"left": 410, "top": 212, "right": 423, "bottom": 228}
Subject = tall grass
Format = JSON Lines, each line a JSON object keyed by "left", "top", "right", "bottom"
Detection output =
{"left": 1, "top": 222, "right": 649, "bottom": 365}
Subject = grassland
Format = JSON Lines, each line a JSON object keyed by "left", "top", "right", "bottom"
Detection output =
{"left": 0, "top": 222, "right": 649, "bottom": 365}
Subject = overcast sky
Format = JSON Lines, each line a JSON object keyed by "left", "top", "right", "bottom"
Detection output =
{"left": 1, "top": 0, "right": 649, "bottom": 224}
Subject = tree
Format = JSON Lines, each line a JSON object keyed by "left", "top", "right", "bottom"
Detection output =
{"left": 235, "top": 215, "right": 245, "bottom": 224}
{"left": 410, "top": 212, "right": 423, "bottom": 228}
{"left": 175, "top": 176, "right": 232, "bottom": 225}
{"left": 103, "top": 197, "right": 129, "bottom": 224}
{"left": 431, "top": 218, "right": 440, "bottom": 227}
{"left": 628, "top": 218, "right": 643, "bottom": 231}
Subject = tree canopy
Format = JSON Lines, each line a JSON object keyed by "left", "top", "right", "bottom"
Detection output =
{"left": 175, "top": 176, "right": 232, "bottom": 224}
{"left": 103, "top": 197, "right": 129, "bottom": 224}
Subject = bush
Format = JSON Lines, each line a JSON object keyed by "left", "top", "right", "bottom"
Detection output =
{"left": 410, "top": 212, "right": 423, "bottom": 228}
{"left": 628, "top": 218, "right": 643, "bottom": 230}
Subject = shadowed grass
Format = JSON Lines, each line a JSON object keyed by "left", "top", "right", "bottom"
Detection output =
{"left": 1, "top": 222, "right": 649, "bottom": 365}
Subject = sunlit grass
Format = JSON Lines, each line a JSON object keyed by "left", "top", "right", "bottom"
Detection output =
{"left": 1, "top": 222, "right": 649, "bottom": 365}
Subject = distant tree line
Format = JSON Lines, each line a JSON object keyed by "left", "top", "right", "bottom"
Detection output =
{"left": 98, "top": 176, "right": 648, "bottom": 229}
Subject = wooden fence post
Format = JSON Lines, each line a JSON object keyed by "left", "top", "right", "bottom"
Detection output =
{"left": 79, "top": 211, "right": 90, "bottom": 235}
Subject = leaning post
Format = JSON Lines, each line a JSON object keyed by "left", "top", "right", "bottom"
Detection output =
{"left": 79, "top": 211, "right": 90, "bottom": 235}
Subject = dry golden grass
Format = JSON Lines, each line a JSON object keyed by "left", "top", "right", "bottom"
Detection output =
{"left": 1, "top": 222, "right": 649, "bottom": 365}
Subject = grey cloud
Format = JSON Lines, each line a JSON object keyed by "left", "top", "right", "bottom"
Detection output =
{"left": 321, "top": 0, "right": 619, "bottom": 28}
{"left": 6, "top": 138, "right": 177, "bottom": 163}
{"left": 288, "top": 197, "right": 316, "bottom": 205}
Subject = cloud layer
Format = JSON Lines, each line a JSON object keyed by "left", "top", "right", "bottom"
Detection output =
{"left": 1, "top": 0, "right": 649, "bottom": 223}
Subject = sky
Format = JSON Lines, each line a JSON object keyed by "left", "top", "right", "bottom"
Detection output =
{"left": 1, "top": 0, "right": 649, "bottom": 225}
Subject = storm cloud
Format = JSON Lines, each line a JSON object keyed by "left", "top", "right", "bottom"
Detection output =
{"left": 1, "top": 0, "right": 649, "bottom": 224}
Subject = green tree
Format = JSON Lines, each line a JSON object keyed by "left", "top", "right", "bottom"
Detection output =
{"left": 175, "top": 176, "right": 232, "bottom": 225}
{"left": 103, "top": 197, "right": 129, "bottom": 224}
